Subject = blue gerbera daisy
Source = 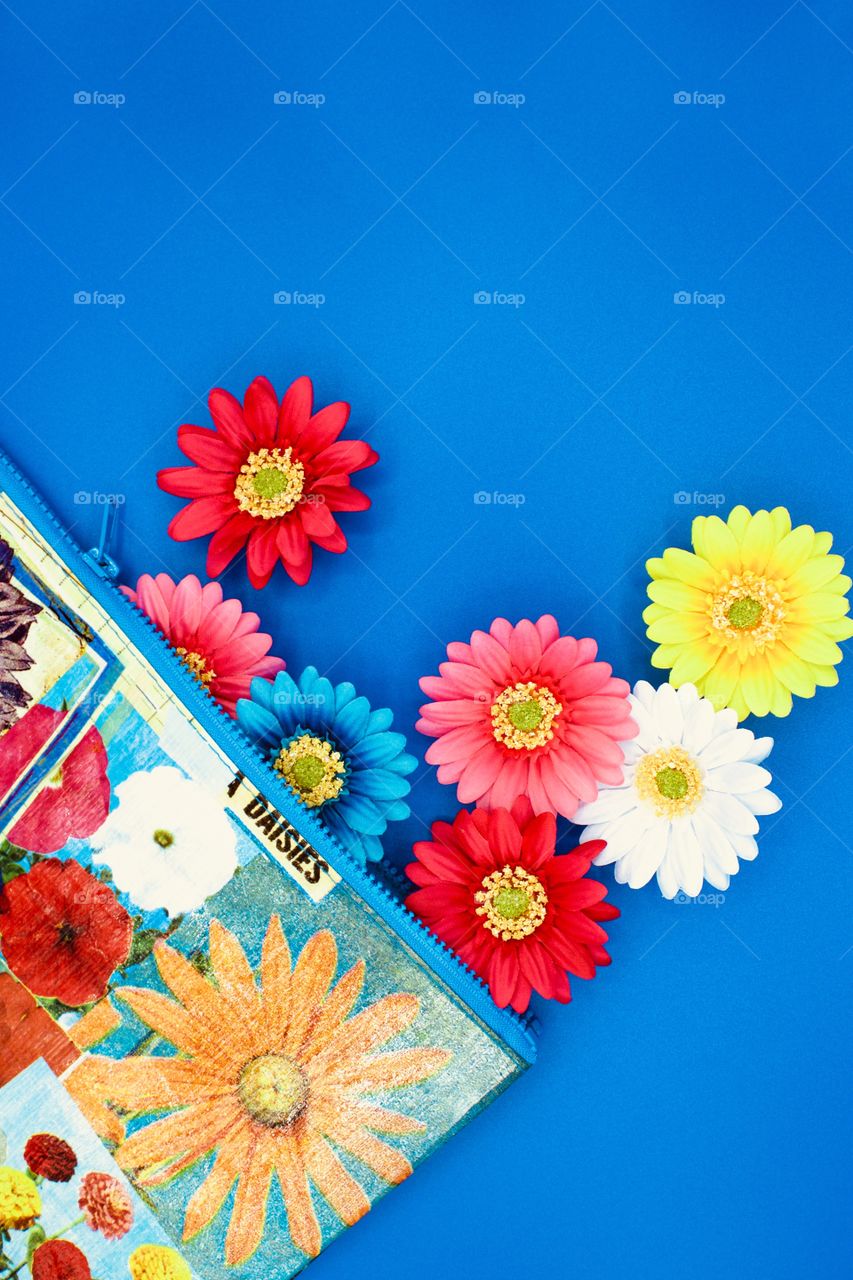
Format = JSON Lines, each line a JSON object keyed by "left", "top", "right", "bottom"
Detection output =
{"left": 237, "top": 666, "right": 417, "bottom": 864}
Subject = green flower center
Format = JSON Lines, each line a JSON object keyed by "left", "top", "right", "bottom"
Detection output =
{"left": 507, "top": 700, "right": 543, "bottom": 733}
{"left": 238, "top": 1053, "right": 308, "bottom": 1128}
{"left": 253, "top": 466, "right": 290, "bottom": 499}
{"left": 655, "top": 767, "right": 689, "bottom": 800}
{"left": 289, "top": 754, "right": 327, "bottom": 792}
{"left": 492, "top": 887, "right": 531, "bottom": 920}
{"left": 727, "top": 595, "right": 764, "bottom": 630}
{"left": 153, "top": 829, "right": 174, "bottom": 848}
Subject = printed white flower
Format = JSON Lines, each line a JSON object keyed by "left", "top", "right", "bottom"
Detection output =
{"left": 575, "top": 681, "right": 781, "bottom": 898}
{"left": 90, "top": 765, "right": 238, "bottom": 915}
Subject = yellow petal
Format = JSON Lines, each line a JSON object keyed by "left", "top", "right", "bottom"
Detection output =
{"left": 785, "top": 554, "right": 847, "bottom": 594}
{"left": 770, "top": 506, "right": 792, "bottom": 540}
{"left": 702, "top": 651, "right": 741, "bottom": 711}
{"left": 647, "top": 579, "right": 709, "bottom": 610}
{"left": 650, "top": 644, "right": 682, "bottom": 669}
{"left": 669, "top": 643, "right": 719, "bottom": 686}
{"left": 812, "top": 664, "right": 840, "bottom": 688}
{"left": 647, "top": 613, "right": 709, "bottom": 643}
{"left": 647, "top": 547, "right": 716, "bottom": 589}
{"left": 740, "top": 510, "right": 775, "bottom": 573}
{"left": 767, "top": 644, "right": 817, "bottom": 696}
{"left": 789, "top": 592, "right": 851, "bottom": 622}
{"left": 765, "top": 524, "right": 814, "bottom": 577}
{"left": 726, "top": 505, "right": 751, "bottom": 540}
{"left": 692, "top": 515, "right": 740, "bottom": 570}
{"left": 740, "top": 655, "right": 775, "bottom": 717}
{"left": 813, "top": 531, "right": 834, "bottom": 555}
{"left": 783, "top": 625, "right": 843, "bottom": 665}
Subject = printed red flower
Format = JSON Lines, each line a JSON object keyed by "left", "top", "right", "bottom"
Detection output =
{"left": 0, "top": 859, "right": 132, "bottom": 1007}
{"left": 406, "top": 798, "right": 618, "bottom": 1013}
{"left": 0, "top": 972, "right": 79, "bottom": 1085}
{"left": 158, "top": 375, "right": 378, "bottom": 588}
{"left": 31, "top": 1239, "right": 92, "bottom": 1280}
{"left": 24, "top": 1132, "right": 78, "bottom": 1181}
{"left": 0, "top": 704, "right": 110, "bottom": 853}
{"left": 121, "top": 573, "right": 285, "bottom": 716}
{"left": 78, "top": 1171, "right": 134, "bottom": 1240}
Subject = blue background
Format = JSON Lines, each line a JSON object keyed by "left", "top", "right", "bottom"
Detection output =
{"left": 2, "top": 3, "right": 852, "bottom": 1277}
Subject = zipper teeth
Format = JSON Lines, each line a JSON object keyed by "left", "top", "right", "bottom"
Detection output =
{"left": 1, "top": 451, "right": 537, "bottom": 1060}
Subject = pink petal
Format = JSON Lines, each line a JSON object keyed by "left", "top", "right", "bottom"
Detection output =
{"left": 423, "top": 724, "right": 488, "bottom": 764}
{"left": 469, "top": 630, "right": 512, "bottom": 684}
{"left": 509, "top": 618, "right": 542, "bottom": 672}
{"left": 535, "top": 614, "right": 560, "bottom": 650}
{"left": 171, "top": 575, "right": 204, "bottom": 642}
{"left": 456, "top": 743, "right": 503, "bottom": 804}
{"left": 559, "top": 661, "right": 613, "bottom": 700}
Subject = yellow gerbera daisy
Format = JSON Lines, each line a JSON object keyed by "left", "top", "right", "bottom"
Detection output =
{"left": 645, "top": 505, "right": 853, "bottom": 719}
{"left": 70, "top": 916, "right": 450, "bottom": 1267}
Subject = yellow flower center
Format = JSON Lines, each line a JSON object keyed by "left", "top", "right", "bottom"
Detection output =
{"left": 475, "top": 865, "right": 548, "bottom": 940}
{"left": 274, "top": 735, "right": 345, "bottom": 807}
{"left": 234, "top": 446, "right": 305, "bottom": 518}
{"left": 491, "top": 682, "right": 562, "bottom": 750}
{"left": 238, "top": 1053, "right": 308, "bottom": 1127}
{"left": 635, "top": 745, "right": 704, "bottom": 817}
{"left": 174, "top": 646, "right": 215, "bottom": 687}
{"left": 0, "top": 1165, "right": 42, "bottom": 1231}
{"left": 128, "top": 1244, "right": 193, "bottom": 1280}
{"left": 709, "top": 572, "right": 785, "bottom": 650}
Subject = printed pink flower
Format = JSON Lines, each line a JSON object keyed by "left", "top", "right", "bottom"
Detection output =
{"left": 157, "top": 375, "right": 378, "bottom": 588}
{"left": 0, "top": 704, "right": 110, "bottom": 852}
{"left": 418, "top": 616, "right": 637, "bottom": 818}
{"left": 121, "top": 573, "right": 285, "bottom": 716}
{"left": 78, "top": 1171, "right": 134, "bottom": 1240}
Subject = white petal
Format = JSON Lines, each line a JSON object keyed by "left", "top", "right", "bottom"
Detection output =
{"left": 729, "top": 833, "right": 759, "bottom": 861}
{"left": 653, "top": 681, "right": 684, "bottom": 744}
{"left": 691, "top": 809, "right": 739, "bottom": 874}
{"left": 740, "top": 788, "right": 782, "bottom": 815}
{"left": 616, "top": 819, "right": 669, "bottom": 889}
{"left": 703, "top": 862, "right": 730, "bottom": 891}
{"left": 682, "top": 697, "right": 716, "bottom": 754}
{"left": 592, "top": 805, "right": 656, "bottom": 860}
{"left": 744, "top": 734, "right": 774, "bottom": 764}
{"left": 670, "top": 819, "right": 704, "bottom": 896}
{"left": 705, "top": 762, "right": 773, "bottom": 793}
{"left": 701, "top": 790, "right": 759, "bottom": 835}
{"left": 575, "top": 786, "right": 638, "bottom": 824}
{"left": 710, "top": 706, "right": 739, "bottom": 736}
{"left": 632, "top": 680, "right": 657, "bottom": 710}
{"left": 655, "top": 838, "right": 680, "bottom": 899}
{"left": 697, "top": 728, "right": 756, "bottom": 769}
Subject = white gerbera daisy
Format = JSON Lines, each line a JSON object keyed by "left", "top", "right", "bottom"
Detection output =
{"left": 574, "top": 681, "right": 781, "bottom": 898}
{"left": 90, "top": 765, "right": 238, "bottom": 915}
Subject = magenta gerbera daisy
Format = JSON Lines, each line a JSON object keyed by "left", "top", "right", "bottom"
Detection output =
{"left": 417, "top": 615, "right": 637, "bottom": 818}
{"left": 121, "top": 573, "right": 285, "bottom": 716}
{"left": 157, "top": 375, "right": 378, "bottom": 588}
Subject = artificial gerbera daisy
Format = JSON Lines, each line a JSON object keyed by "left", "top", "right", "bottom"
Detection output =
{"left": 417, "top": 615, "right": 636, "bottom": 818}
{"left": 0, "top": 859, "right": 132, "bottom": 1007}
{"left": 24, "top": 1133, "right": 78, "bottom": 1182}
{"left": 575, "top": 681, "right": 781, "bottom": 897}
{"left": 121, "top": 573, "right": 285, "bottom": 716}
{"left": 645, "top": 505, "right": 853, "bottom": 719}
{"left": 0, "top": 705, "right": 110, "bottom": 852}
{"left": 80, "top": 917, "right": 449, "bottom": 1264}
{"left": 157, "top": 375, "right": 378, "bottom": 588}
{"left": 406, "top": 798, "right": 618, "bottom": 1012}
{"left": 78, "top": 1171, "right": 134, "bottom": 1240}
{"left": 237, "top": 667, "right": 416, "bottom": 863}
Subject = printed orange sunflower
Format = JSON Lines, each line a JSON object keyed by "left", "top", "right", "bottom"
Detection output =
{"left": 76, "top": 917, "right": 450, "bottom": 1265}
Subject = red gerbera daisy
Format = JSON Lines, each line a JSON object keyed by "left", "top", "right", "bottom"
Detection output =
{"left": 31, "top": 1240, "right": 92, "bottom": 1280}
{"left": 24, "top": 1132, "right": 78, "bottom": 1181}
{"left": 0, "top": 704, "right": 110, "bottom": 853}
{"left": 78, "top": 1171, "right": 134, "bottom": 1240}
{"left": 405, "top": 799, "right": 618, "bottom": 1013}
{"left": 0, "top": 859, "right": 132, "bottom": 1007}
{"left": 157, "top": 375, "right": 378, "bottom": 588}
{"left": 121, "top": 573, "right": 285, "bottom": 716}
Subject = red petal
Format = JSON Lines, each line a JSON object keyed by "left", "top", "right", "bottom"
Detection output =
{"left": 206, "top": 512, "right": 254, "bottom": 575}
{"left": 244, "top": 376, "right": 278, "bottom": 447}
{"left": 296, "top": 401, "right": 349, "bottom": 456}
{"left": 486, "top": 809, "right": 522, "bottom": 862}
{"left": 246, "top": 524, "right": 280, "bottom": 589}
{"left": 276, "top": 517, "right": 310, "bottom": 566}
{"left": 300, "top": 500, "right": 338, "bottom": 539}
{"left": 167, "top": 496, "right": 235, "bottom": 541}
{"left": 488, "top": 944, "right": 519, "bottom": 1008}
{"left": 157, "top": 466, "right": 232, "bottom": 497}
{"left": 282, "top": 541, "right": 313, "bottom": 586}
{"left": 311, "top": 440, "right": 378, "bottom": 477}
{"left": 312, "top": 483, "right": 371, "bottom": 513}
{"left": 208, "top": 387, "right": 252, "bottom": 448}
{"left": 177, "top": 424, "right": 242, "bottom": 471}
{"left": 277, "top": 375, "right": 313, "bottom": 444}
{"left": 520, "top": 811, "right": 557, "bottom": 869}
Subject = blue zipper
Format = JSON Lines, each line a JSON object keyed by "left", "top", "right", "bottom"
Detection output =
{"left": 0, "top": 448, "right": 537, "bottom": 1064}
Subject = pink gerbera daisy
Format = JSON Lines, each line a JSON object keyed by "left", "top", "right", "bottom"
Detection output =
{"left": 157, "top": 375, "right": 378, "bottom": 587}
{"left": 121, "top": 573, "right": 285, "bottom": 716}
{"left": 417, "top": 615, "right": 636, "bottom": 818}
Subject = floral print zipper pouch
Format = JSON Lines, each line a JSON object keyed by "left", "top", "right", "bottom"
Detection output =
{"left": 0, "top": 453, "right": 533, "bottom": 1280}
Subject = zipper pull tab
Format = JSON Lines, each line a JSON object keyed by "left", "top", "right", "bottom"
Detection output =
{"left": 83, "top": 496, "right": 121, "bottom": 579}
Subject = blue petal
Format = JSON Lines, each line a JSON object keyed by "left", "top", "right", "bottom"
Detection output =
{"left": 237, "top": 699, "right": 282, "bottom": 750}
{"left": 334, "top": 681, "right": 358, "bottom": 713}
{"left": 299, "top": 666, "right": 320, "bottom": 696}
{"left": 336, "top": 792, "right": 387, "bottom": 835}
{"left": 384, "top": 752, "right": 418, "bottom": 776}
{"left": 361, "top": 833, "right": 385, "bottom": 862}
{"left": 379, "top": 799, "right": 410, "bottom": 823}
{"left": 349, "top": 768, "right": 412, "bottom": 800}
{"left": 353, "top": 732, "right": 407, "bottom": 768}
{"left": 365, "top": 707, "right": 394, "bottom": 734}
{"left": 334, "top": 695, "right": 371, "bottom": 745}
